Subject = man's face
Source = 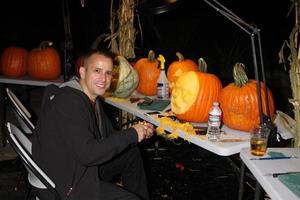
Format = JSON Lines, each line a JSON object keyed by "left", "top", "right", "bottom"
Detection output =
{"left": 79, "top": 54, "right": 113, "bottom": 101}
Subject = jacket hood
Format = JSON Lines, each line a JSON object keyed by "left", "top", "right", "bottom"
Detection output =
{"left": 59, "top": 77, "right": 83, "bottom": 92}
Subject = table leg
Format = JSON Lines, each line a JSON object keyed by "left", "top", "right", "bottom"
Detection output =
{"left": 0, "top": 84, "right": 7, "bottom": 146}
{"left": 238, "top": 161, "right": 245, "bottom": 200}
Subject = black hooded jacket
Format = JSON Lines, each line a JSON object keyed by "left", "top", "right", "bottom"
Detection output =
{"left": 32, "top": 80, "right": 138, "bottom": 199}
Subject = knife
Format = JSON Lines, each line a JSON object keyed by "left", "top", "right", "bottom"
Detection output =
{"left": 264, "top": 171, "right": 300, "bottom": 178}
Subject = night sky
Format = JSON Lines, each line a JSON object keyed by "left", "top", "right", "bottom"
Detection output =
{"left": 0, "top": 0, "right": 295, "bottom": 113}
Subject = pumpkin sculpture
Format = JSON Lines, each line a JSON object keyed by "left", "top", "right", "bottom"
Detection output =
{"left": 167, "top": 52, "right": 198, "bottom": 92}
{"left": 27, "top": 41, "right": 61, "bottom": 80}
{"left": 0, "top": 46, "right": 28, "bottom": 77}
{"left": 133, "top": 50, "right": 160, "bottom": 96}
{"left": 171, "top": 58, "right": 222, "bottom": 122}
{"left": 219, "top": 63, "right": 275, "bottom": 132}
{"left": 113, "top": 56, "right": 139, "bottom": 98}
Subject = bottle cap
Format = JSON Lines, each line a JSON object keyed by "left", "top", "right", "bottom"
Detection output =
{"left": 213, "top": 102, "right": 219, "bottom": 106}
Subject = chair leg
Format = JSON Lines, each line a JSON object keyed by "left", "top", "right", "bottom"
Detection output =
{"left": 14, "top": 170, "right": 25, "bottom": 191}
{"left": 24, "top": 182, "right": 32, "bottom": 200}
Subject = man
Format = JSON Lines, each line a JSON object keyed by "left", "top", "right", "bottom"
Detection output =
{"left": 32, "top": 49, "right": 154, "bottom": 200}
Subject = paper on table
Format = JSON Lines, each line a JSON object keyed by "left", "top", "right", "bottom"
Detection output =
{"left": 277, "top": 173, "right": 300, "bottom": 198}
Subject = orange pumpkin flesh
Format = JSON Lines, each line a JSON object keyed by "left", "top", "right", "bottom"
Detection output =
{"left": 167, "top": 52, "right": 198, "bottom": 92}
{"left": 171, "top": 70, "right": 222, "bottom": 122}
{"left": 134, "top": 50, "right": 160, "bottom": 96}
{"left": 1, "top": 46, "right": 28, "bottom": 78}
{"left": 219, "top": 63, "right": 275, "bottom": 132}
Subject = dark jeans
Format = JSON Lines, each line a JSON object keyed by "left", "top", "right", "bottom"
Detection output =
{"left": 34, "top": 146, "right": 148, "bottom": 200}
{"left": 98, "top": 145, "right": 149, "bottom": 200}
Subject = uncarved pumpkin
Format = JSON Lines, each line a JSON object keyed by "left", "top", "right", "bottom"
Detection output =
{"left": 75, "top": 55, "right": 84, "bottom": 78}
{"left": 167, "top": 52, "right": 198, "bottom": 93}
{"left": 113, "top": 56, "right": 139, "bottom": 98}
{"left": 27, "top": 41, "right": 61, "bottom": 80}
{"left": 134, "top": 50, "right": 160, "bottom": 96}
{"left": 171, "top": 58, "right": 222, "bottom": 122}
{"left": 219, "top": 63, "right": 275, "bottom": 132}
{"left": 1, "top": 46, "right": 28, "bottom": 78}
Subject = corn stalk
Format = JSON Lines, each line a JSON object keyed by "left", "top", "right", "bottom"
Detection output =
{"left": 281, "top": 0, "right": 300, "bottom": 147}
{"left": 92, "top": 0, "right": 136, "bottom": 59}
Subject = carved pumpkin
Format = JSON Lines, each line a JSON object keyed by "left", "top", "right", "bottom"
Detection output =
{"left": 171, "top": 58, "right": 222, "bottom": 122}
{"left": 167, "top": 52, "right": 198, "bottom": 92}
{"left": 113, "top": 56, "right": 139, "bottom": 98}
{"left": 27, "top": 41, "right": 61, "bottom": 80}
{"left": 219, "top": 63, "right": 275, "bottom": 132}
{"left": 0, "top": 46, "right": 28, "bottom": 77}
{"left": 134, "top": 50, "right": 160, "bottom": 96}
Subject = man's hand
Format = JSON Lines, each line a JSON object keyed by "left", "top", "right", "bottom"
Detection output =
{"left": 132, "top": 121, "right": 154, "bottom": 142}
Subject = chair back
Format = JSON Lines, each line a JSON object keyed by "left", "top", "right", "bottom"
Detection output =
{"left": 6, "top": 122, "right": 60, "bottom": 199}
{"left": 6, "top": 88, "right": 35, "bottom": 133}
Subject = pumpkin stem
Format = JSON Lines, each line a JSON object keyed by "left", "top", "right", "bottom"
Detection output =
{"left": 148, "top": 50, "right": 156, "bottom": 62}
{"left": 198, "top": 58, "right": 207, "bottom": 73}
{"left": 176, "top": 52, "right": 184, "bottom": 62}
{"left": 233, "top": 63, "right": 248, "bottom": 87}
{"left": 39, "top": 41, "right": 53, "bottom": 49}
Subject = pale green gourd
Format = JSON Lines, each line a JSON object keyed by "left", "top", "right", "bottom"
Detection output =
{"left": 113, "top": 56, "right": 139, "bottom": 98}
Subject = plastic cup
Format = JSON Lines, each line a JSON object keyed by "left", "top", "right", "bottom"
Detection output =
{"left": 250, "top": 125, "right": 270, "bottom": 156}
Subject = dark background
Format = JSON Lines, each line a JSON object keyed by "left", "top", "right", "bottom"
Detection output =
{"left": 0, "top": 0, "right": 295, "bottom": 114}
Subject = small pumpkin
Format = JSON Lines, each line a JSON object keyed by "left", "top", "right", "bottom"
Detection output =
{"left": 27, "top": 41, "right": 61, "bottom": 80}
{"left": 167, "top": 52, "right": 198, "bottom": 92}
{"left": 219, "top": 63, "right": 275, "bottom": 132}
{"left": 171, "top": 58, "right": 222, "bottom": 122}
{"left": 113, "top": 56, "right": 139, "bottom": 98}
{"left": 0, "top": 46, "right": 28, "bottom": 77}
{"left": 133, "top": 50, "right": 160, "bottom": 96}
{"left": 75, "top": 55, "right": 84, "bottom": 78}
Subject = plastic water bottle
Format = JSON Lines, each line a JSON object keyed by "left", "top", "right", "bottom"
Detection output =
{"left": 207, "top": 102, "right": 222, "bottom": 142}
{"left": 157, "top": 54, "right": 169, "bottom": 100}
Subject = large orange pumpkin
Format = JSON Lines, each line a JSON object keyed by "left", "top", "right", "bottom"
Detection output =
{"left": 219, "top": 63, "right": 275, "bottom": 132}
{"left": 167, "top": 52, "right": 198, "bottom": 92}
{"left": 27, "top": 41, "right": 61, "bottom": 80}
{"left": 0, "top": 46, "right": 28, "bottom": 77}
{"left": 171, "top": 58, "right": 222, "bottom": 122}
{"left": 134, "top": 50, "right": 160, "bottom": 96}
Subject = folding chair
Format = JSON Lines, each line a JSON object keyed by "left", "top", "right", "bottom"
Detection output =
{"left": 6, "top": 122, "right": 60, "bottom": 200}
{"left": 6, "top": 88, "right": 35, "bottom": 134}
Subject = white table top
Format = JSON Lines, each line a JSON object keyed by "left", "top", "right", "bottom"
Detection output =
{"left": 0, "top": 75, "right": 64, "bottom": 87}
{"left": 105, "top": 95, "right": 251, "bottom": 156}
{"left": 240, "top": 147, "right": 300, "bottom": 200}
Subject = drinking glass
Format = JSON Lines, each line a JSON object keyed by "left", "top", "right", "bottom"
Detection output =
{"left": 250, "top": 125, "right": 270, "bottom": 156}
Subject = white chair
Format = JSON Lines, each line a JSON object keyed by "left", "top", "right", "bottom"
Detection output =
{"left": 6, "top": 122, "right": 60, "bottom": 200}
{"left": 6, "top": 88, "right": 35, "bottom": 134}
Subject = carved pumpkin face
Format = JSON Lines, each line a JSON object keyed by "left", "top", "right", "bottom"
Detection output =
{"left": 171, "top": 70, "right": 222, "bottom": 122}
